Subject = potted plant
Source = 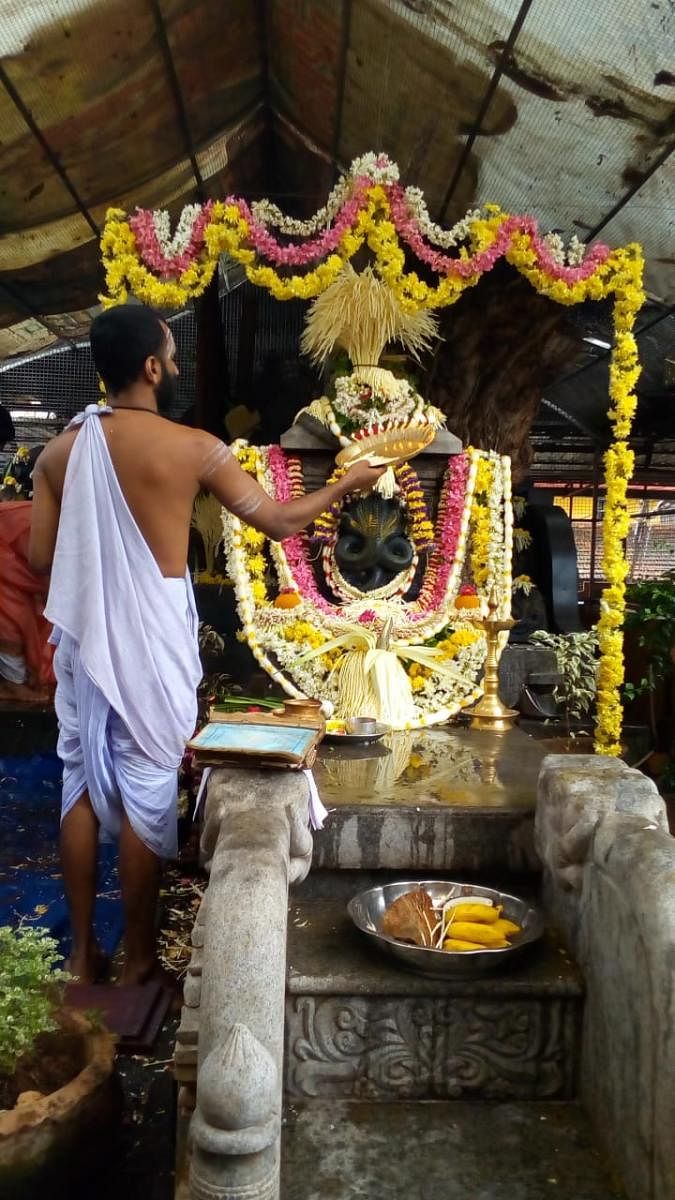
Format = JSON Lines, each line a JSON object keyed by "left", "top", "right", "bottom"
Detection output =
{"left": 0, "top": 926, "right": 121, "bottom": 1198}
{"left": 530, "top": 629, "right": 599, "bottom": 744}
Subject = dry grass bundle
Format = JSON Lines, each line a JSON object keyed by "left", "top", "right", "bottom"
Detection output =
{"left": 301, "top": 265, "right": 439, "bottom": 381}
{"left": 191, "top": 492, "right": 224, "bottom": 575}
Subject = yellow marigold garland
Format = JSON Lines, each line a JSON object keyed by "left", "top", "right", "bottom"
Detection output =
{"left": 230, "top": 443, "right": 268, "bottom": 605}
{"left": 469, "top": 455, "right": 495, "bottom": 590}
{"left": 100, "top": 182, "right": 646, "bottom": 754}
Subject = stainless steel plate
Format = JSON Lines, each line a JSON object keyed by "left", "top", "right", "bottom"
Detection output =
{"left": 323, "top": 723, "right": 389, "bottom": 746}
{"left": 347, "top": 880, "right": 544, "bottom": 977}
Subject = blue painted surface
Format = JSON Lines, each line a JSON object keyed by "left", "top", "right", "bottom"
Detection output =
{"left": 0, "top": 753, "right": 123, "bottom": 958}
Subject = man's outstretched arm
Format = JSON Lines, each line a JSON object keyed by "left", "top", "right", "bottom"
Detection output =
{"left": 197, "top": 435, "right": 384, "bottom": 541}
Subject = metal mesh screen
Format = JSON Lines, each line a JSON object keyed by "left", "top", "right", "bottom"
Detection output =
{"left": 0, "top": 283, "right": 308, "bottom": 471}
{"left": 564, "top": 501, "right": 675, "bottom": 582}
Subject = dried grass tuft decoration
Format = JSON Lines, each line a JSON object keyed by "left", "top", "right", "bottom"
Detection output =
{"left": 191, "top": 492, "right": 224, "bottom": 575}
{"left": 301, "top": 265, "right": 439, "bottom": 384}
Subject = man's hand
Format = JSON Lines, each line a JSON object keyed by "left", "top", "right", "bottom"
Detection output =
{"left": 341, "top": 459, "right": 387, "bottom": 494}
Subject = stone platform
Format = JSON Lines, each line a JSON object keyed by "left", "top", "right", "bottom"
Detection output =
{"left": 312, "top": 726, "right": 545, "bottom": 872}
{"left": 281, "top": 1100, "right": 625, "bottom": 1200}
{"left": 284, "top": 893, "right": 581, "bottom": 1103}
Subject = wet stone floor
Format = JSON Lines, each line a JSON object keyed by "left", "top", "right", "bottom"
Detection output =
{"left": 315, "top": 726, "right": 544, "bottom": 810}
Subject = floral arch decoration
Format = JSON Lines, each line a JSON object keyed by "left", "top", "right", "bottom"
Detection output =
{"left": 99, "top": 153, "right": 645, "bottom": 752}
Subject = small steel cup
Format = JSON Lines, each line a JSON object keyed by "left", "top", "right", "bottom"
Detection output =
{"left": 345, "top": 716, "right": 378, "bottom": 735}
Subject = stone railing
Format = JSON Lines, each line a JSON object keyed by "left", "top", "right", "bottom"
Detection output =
{"left": 181, "top": 768, "right": 313, "bottom": 1200}
{"left": 536, "top": 754, "right": 675, "bottom": 1200}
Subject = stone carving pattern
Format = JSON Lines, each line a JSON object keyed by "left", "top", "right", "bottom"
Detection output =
{"left": 286, "top": 995, "right": 574, "bottom": 1101}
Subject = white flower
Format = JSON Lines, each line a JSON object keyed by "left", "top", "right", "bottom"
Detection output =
{"left": 542, "top": 230, "right": 587, "bottom": 267}
{"left": 152, "top": 205, "right": 204, "bottom": 257}
{"left": 567, "top": 235, "right": 586, "bottom": 266}
{"left": 513, "top": 527, "right": 532, "bottom": 552}
{"left": 542, "top": 232, "right": 566, "bottom": 266}
{"left": 404, "top": 187, "right": 481, "bottom": 250}
{"left": 513, "top": 574, "right": 534, "bottom": 595}
{"left": 332, "top": 373, "right": 423, "bottom": 429}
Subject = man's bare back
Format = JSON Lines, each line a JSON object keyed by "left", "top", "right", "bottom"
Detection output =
{"left": 27, "top": 304, "right": 385, "bottom": 988}
{"left": 33, "top": 411, "right": 222, "bottom": 577}
{"left": 30, "top": 408, "right": 383, "bottom": 578}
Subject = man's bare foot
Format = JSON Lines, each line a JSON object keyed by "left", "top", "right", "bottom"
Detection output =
{"left": 65, "top": 942, "right": 110, "bottom": 984}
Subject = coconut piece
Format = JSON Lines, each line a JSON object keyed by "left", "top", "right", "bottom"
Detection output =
{"left": 381, "top": 889, "right": 437, "bottom": 947}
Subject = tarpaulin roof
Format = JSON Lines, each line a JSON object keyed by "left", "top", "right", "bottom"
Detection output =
{"left": 0, "top": 0, "right": 673, "bottom": 471}
{"left": 0, "top": 0, "right": 672, "bottom": 348}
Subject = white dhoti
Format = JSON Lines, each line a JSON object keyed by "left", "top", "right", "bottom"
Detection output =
{"left": 46, "top": 405, "right": 202, "bottom": 859}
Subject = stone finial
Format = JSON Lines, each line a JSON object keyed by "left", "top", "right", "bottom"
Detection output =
{"left": 192, "top": 1024, "right": 279, "bottom": 1156}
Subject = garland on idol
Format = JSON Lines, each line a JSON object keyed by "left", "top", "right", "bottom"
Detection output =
{"left": 100, "top": 152, "right": 646, "bottom": 753}
{"left": 220, "top": 441, "right": 518, "bottom": 730}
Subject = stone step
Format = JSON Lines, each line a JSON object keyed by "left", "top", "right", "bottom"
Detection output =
{"left": 281, "top": 1100, "right": 625, "bottom": 1200}
{"left": 311, "top": 727, "right": 545, "bottom": 873}
{"left": 284, "top": 896, "right": 582, "bottom": 1104}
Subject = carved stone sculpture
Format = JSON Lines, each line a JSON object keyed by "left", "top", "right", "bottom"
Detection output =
{"left": 186, "top": 769, "right": 313, "bottom": 1200}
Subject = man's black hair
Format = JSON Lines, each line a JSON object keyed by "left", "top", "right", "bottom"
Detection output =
{"left": 0, "top": 404, "right": 15, "bottom": 448}
{"left": 89, "top": 304, "right": 167, "bottom": 394}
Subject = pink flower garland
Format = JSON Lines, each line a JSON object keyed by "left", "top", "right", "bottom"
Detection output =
{"left": 233, "top": 177, "right": 371, "bottom": 267}
{"left": 129, "top": 203, "right": 214, "bottom": 278}
{"left": 412, "top": 452, "right": 470, "bottom": 620}
{"left": 266, "top": 446, "right": 336, "bottom": 617}
{"left": 128, "top": 162, "right": 610, "bottom": 285}
{"left": 387, "top": 184, "right": 609, "bottom": 284}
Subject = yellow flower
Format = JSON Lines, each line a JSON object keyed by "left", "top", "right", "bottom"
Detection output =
{"left": 248, "top": 554, "right": 266, "bottom": 576}
{"left": 251, "top": 579, "right": 267, "bottom": 604}
{"left": 98, "top": 188, "right": 644, "bottom": 748}
{"left": 437, "top": 629, "right": 481, "bottom": 659}
{"left": 468, "top": 454, "right": 495, "bottom": 589}
{"left": 241, "top": 526, "right": 265, "bottom": 549}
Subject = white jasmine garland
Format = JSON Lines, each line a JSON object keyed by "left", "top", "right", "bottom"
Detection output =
{"left": 152, "top": 204, "right": 204, "bottom": 257}
{"left": 404, "top": 188, "right": 481, "bottom": 249}
{"left": 251, "top": 177, "right": 351, "bottom": 236}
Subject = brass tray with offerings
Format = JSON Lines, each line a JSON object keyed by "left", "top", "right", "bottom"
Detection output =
{"left": 335, "top": 424, "right": 435, "bottom": 469}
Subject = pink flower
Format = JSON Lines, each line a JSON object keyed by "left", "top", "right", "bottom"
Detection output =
{"left": 130, "top": 203, "right": 214, "bottom": 279}
{"left": 387, "top": 188, "right": 610, "bottom": 285}
{"left": 265, "top": 446, "right": 473, "bottom": 624}
{"left": 413, "top": 452, "right": 470, "bottom": 617}
{"left": 237, "top": 180, "right": 370, "bottom": 267}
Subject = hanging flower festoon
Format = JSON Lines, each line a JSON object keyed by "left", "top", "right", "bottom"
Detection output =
{"left": 99, "top": 154, "right": 645, "bottom": 747}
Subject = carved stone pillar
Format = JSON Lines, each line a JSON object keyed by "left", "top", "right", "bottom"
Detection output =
{"left": 187, "top": 769, "right": 313, "bottom": 1200}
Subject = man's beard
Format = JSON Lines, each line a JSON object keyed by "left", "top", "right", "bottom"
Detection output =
{"left": 154, "top": 366, "right": 178, "bottom": 414}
